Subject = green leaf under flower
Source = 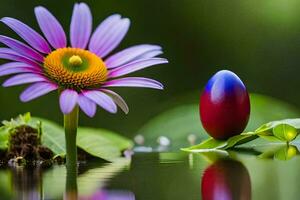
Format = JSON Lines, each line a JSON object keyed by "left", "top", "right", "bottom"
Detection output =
{"left": 33, "top": 117, "right": 66, "bottom": 156}
{"left": 78, "top": 127, "right": 133, "bottom": 151}
{"left": 0, "top": 113, "right": 132, "bottom": 162}
{"left": 77, "top": 127, "right": 133, "bottom": 162}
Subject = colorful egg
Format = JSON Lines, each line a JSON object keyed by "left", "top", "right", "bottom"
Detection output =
{"left": 201, "top": 159, "right": 251, "bottom": 200}
{"left": 200, "top": 70, "right": 250, "bottom": 140}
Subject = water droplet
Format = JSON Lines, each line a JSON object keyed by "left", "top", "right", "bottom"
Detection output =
{"left": 187, "top": 134, "right": 197, "bottom": 145}
{"left": 157, "top": 136, "right": 171, "bottom": 146}
{"left": 134, "top": 134, "right": 145, "bottom": 145}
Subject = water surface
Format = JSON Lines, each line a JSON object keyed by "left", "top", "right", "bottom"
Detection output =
{"left": 1, "top": 150, "right": 299, "bottom": 200}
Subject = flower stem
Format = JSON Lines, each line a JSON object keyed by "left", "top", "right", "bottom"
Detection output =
{"left": 64, "top": 105, "right": 79, "bottom": 170}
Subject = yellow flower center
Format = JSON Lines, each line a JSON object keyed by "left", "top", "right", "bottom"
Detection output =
{"left": 43, "top": 48, "right": 107, "bottom": 89}
{"left": 69, "top": 55, "right": 83, "bottom": 66}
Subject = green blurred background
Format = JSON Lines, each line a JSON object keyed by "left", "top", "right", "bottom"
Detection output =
{"left": 0, "top": 0, "right": 299, "bottom": 137}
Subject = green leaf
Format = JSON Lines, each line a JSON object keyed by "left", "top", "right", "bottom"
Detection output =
{"left": 77, "top": 127, "right": 132, "bottom": 162}
{"left": 181, "top": 119, "right": 300, "bottom": 154}
{"left": 181, "top": 138, "right": 227, "bottom": 152}
{"left": 20, "top": 112, "right": 31, "bottom": 123}
{"left": 32, "top": 117, "right": 133, "bottom": 161}
{"left": 182, "top": 132, "right": 258, "bottom": 152}
{"left": 78, "top": 127, "right": 133, "bottom": 151}
{"left": 255, "top": 118, "right": 300, "bottom": 134}
{"left": 225, "top": 132, "right": 258, "bottom": 149}
{"left": 183, "top": 128, "right": 299, "bottom": 154}
{"left": 258, "top": 135, "right": 282, "bottom": 142}
{"left": 33, "top": 118, "right": 132, "bottom": 161}
{"left": 32, "top": 117, "right": 66, "bottom": 157}
{"left": 1, "top": 115, "right": 133, "bottom": 161}
{"left": 2, "top": 112, "right": 32, "bottom": 127}
{"left": 273, "top": 124, "right": 298, "bottom": 142}
{"left": 0, "top": 127, "right": 9, "bottom": 150}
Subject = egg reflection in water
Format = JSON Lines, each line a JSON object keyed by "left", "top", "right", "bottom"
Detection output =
{"left": 201, "top": 159, "right": 251, "bottom": 200}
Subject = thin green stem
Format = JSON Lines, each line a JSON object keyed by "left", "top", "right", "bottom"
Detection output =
{"left": 64, "top": 105, "right": 79, "bottom": 170}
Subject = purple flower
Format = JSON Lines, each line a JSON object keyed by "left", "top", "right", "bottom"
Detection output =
{"left": 0, "top": 3, "right": 168, "bottom": 117}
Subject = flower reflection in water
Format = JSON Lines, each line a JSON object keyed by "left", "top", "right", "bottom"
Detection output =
{"left": 0, "top": 157, "right": 131, "bottom": 199}
{"left": 79, "top": 189, "right": 135, "bottom": 200}
{"left": 201, "top": 159, "right": 251, "bottom": 200}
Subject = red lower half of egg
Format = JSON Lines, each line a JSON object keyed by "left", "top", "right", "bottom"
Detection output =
{"left": 200, "top": 91, "right": 250, "bottom": 140}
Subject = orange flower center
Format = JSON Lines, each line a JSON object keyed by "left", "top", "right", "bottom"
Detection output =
{"left": 43, "top": 48, "right": 107, "bottom": 89}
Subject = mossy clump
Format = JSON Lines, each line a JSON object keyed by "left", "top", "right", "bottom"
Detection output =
{"left": 4, "top": 125, "right": 54, "bottom": 168}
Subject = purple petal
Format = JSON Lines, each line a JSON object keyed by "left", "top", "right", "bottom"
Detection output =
{"left": 0, "top": 67, "right": 39, "bottom": 77}
{"left": 98, "top": 18, "right": 130, "bottom": 58}
{"left": 59, "top": 89, "right": 78, "bottom": 114}
{"left": 78, "top": 93, "right": 97, "bottom": 117}
{"left": 89, "top": 14, "right": 120, "bottom": 55}
{"left": 108, "top": 58, "right": 168, "bottom": 78}
{"left": 83, "top": 90, "right": 117, "bottom": 113}
{"left": 0, "top": 35, "right": 44, "bottom": 62}
{"left": 2, "top": 73, "right": 47, "bottom": 87}
{"left": 139, "top": 50, "right": 163, "bottom": 59}
{"left": 70, "top": 3, "right": 92, "bottom": 49}
{"left": 89, "top": 15, "right": 130, "bottom": 57}
{"left": 35, "top": 6, "right": 67, "bottom": 49}
{"left": 101, "top": 89, "right": 129, "bottom": 114}
{"left": 103, "top": 77, "right": 164, "bottom": 90}
{"left": 0, "top": 48, "right": 40, "bottom": 67}
{"left": 1, "top": 17, "right": 51, "bottom": 53}
{"left": 105, "top": 44, "right": 162, "bottom": 68}
{"left": 20, "top": 82, "right": 58, "bottom": 102}
{"left": 0, "top": 62, "right": 38, "bottom": 71}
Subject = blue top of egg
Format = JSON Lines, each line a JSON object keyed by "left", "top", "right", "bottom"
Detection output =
{"left": 205, "top": 70, "right": 246, "bottom": 92}
{"left": 204, "top": 70, "right": 246, "bottom": 103}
